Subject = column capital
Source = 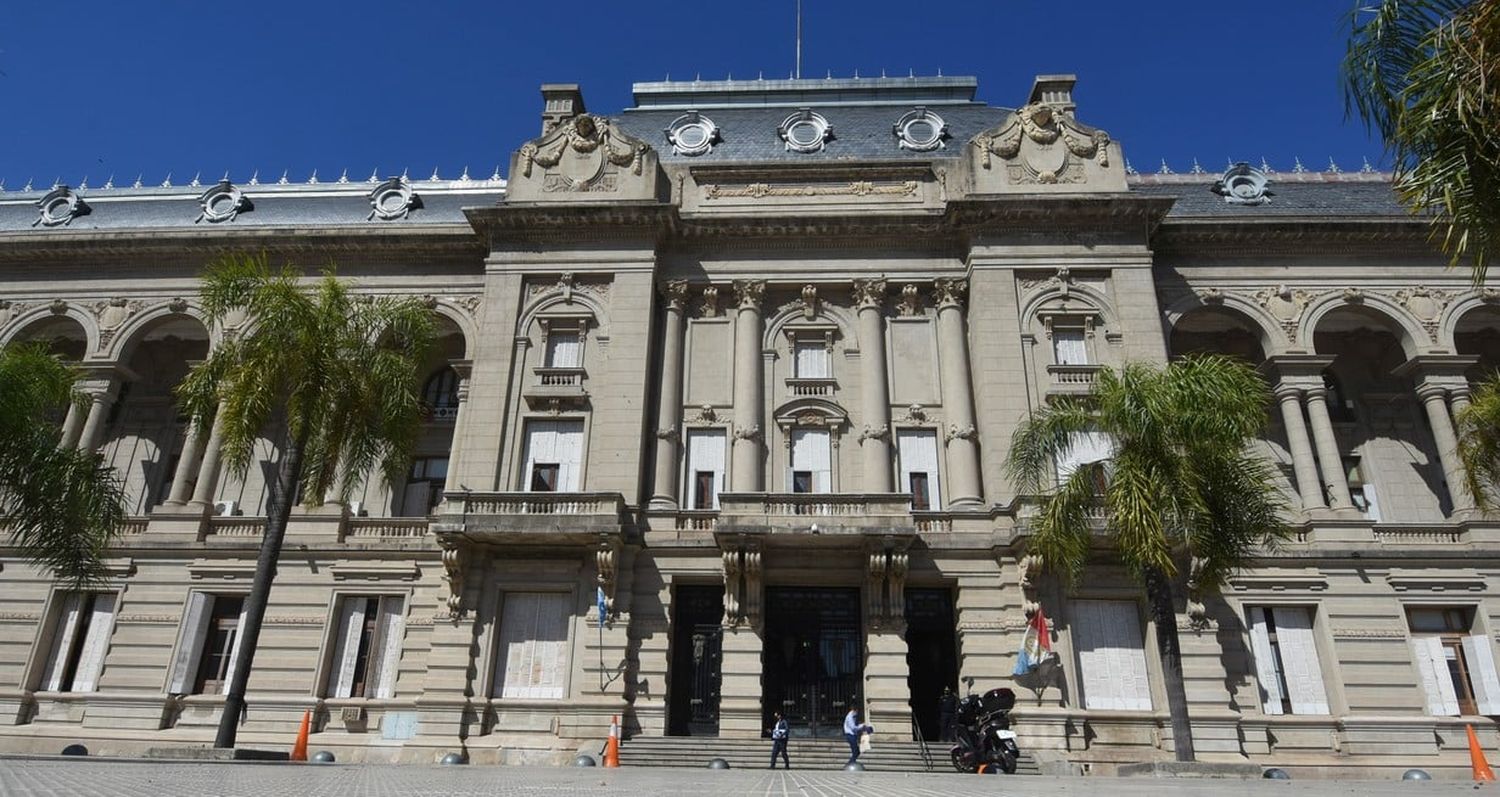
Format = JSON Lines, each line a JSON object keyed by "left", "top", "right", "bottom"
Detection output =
{"left": 1259, "top": 354, "right": 1335, "bottom": 383}
{"left": 1272, "top": 383, "right": 1304, "bottom": 402}
{"left": 732, "top": 279, "right": 766, "bottom": 311}
{"left": 447, "top": 358, "right": 473, "bottom": 380}
{"left": 659, "top": 279, "right": 689, "bottom": 312}
{"left": 933, "top": 278, "right": 967, "bottom": 309}
{"left": 1415, "top": 382, "right": 1450, "bottom": 402}
{"left": 1394, "top": 354, "right": 1480, "bottom": 381}
{"left": 851, "top": 278, "right": 888, "bottom": 311}
{"left": 1302, "top": 385, "right": 1330, "bottom": 402}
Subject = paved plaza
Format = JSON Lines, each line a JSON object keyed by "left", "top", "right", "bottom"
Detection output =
{"left": 0, "top": 759, "right": 1492, "bottom": 797}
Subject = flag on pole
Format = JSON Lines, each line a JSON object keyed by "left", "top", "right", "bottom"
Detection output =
{"left": 1013, "top": 607, "right": 1052, "bottom": 675}
{"left": 596, "top": 586, "right": 608, "bottom": 626}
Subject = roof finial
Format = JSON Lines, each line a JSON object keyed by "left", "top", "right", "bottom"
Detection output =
{"left": 160, "top": 172, "right": 173, "bottom": 188}
{"left": 1292, "top": 157, "right": 1307, "bottom": 174}
{"left": 1360, "top": 157, "right": 1375, "bottom": 174}
{"left": 23, "top": 178, "right": 33, "bottom": 192}
{"left": 79, "top": 176, "right": 89, "bottom": 190}
{"left": 430, "top": 166, "right": 441, "bottom": 181}
{"left": 337, "top": 168, "right": 350, "bottom": 184}
{"left": 1125, "top": 159, "right": 1137, "bottom": 176}
{"left": 1326, "top": 156, "right": 1342, "bottom": 174}
{"left": 0, "top": 179, "right": 5, "bottom": 193}
{"left": 368, "top": 169, "right": 380, "bottom": 183}
{"left": 248, "top": 170, "right": 260, "bottom": 185}
{"left": 490, "top": 164, "right": 503, "bottom": 182}
{"left": 880, "top": 68, "right": 886, "bottom": 78}
{"left": 1260, "top": 157, "right": 1275, "bottom": 174}
{"left": 401, "top": 167, "right": 410, "bottom": 181}
{"left": 221, "top": 170, "right": 231, "bottom": 183}
{"left": 188, "top": 172, "right": 201, "bottom": 188}
{"left": 459, "top": 165, "right": 470, "bottom": 181}
{"left": 1189, "top": 158, "right": 1204, "bottom": 175}
{"left": 307, "top": 169, "right": 319, "bottom": 184}
{"left": 853, "top": 68, "right": 859, "bottom": 78}
{"left": 1157, "top": 159, "right": 1174, "bottom": 175}
{"left": 103, "top": 174, "right": 114, "bottom": 189}
{"left": 132, "top": 174, "right": 143, "bottom": 189}
{"left": 277, "top": 170, "right": 290, "bottom": 185}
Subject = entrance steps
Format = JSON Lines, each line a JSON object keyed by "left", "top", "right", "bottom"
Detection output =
{"left": 620, "top": 735, "right": 1040, "bottom": 774}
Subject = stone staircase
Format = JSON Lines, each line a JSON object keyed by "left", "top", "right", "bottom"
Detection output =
{"left": 620, "top": 735, "right": 1040, "bottom": 774}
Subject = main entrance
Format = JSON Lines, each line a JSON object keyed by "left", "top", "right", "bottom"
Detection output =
{"left": 763, "top": 587, "right": 862, "bottom": 738}
{"left": 667, "top": 585, "right": 724, "bottom": 736}
{"left": 905, "top": 588, "right": 959, "bottom": 742}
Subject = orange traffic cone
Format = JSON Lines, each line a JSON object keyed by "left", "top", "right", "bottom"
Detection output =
{"left": 291, "top": 709, "right": 310, "bottom": 762}
{"left": 1468, "top": 724, "right": 1495, "bottom": 782}
{"left": 602, "top": 715, "right": 620, "bottom": 768}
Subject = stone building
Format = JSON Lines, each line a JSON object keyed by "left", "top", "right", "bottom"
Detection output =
{"left": 0, "top": 73, "right": 1498, "bottom": 777}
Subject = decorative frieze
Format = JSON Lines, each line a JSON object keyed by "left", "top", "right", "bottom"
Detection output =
{"left": 701, "top": 180, "right": 919, "bottom": 200}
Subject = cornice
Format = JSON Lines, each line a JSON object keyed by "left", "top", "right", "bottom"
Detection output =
{"left": 1151, "top": 217, "right": 1435, "bottom": 256}
{"left": 464, "top": 201, "right": 676, "bottom": 243}
{"left": 947, "top": 193, "right": 1176, "bottom": 232}
{"left": 0, "top": 225, "right": 485, "bottom": 262}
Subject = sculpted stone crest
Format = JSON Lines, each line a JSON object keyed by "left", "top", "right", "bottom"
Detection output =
{"left": 972, "top": 102, "right": 1111, "bottom": 185}
{"left": 515, "top": 113, "right": 650, "bottom": 194}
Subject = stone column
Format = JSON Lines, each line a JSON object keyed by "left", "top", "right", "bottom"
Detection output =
{"left": 58, "top": 402, "right": 85, "bottom": 450}
{"left": 187, "top": 412, "right": 227, "bottom": 510}
{"left": 74, "top": 378, "right": 120, "bottom": 454}
{"left": 650, "top": 281, "right": 689, "bottom": 508}
{"left": 1274, "top": 385, "right": 1325, "bottom": 511}
{"left": 441, "top": 360, "right": 474, "bottom": 496}
{"left": 1418, "top": 383, "right": 1474, "bottom": 513}
{"left": 1303, "top": 387, "right": 1354, "bottom": 510}
{"left": 163, "top": 417, "right": 207, "bottom": 506}
{"left": 1451, "top": 386, "right": 1473, "bottom": 416}
{"left": 853, "top": 279, "right": 894, "bottom": 493}
{"left": 934, "top": 279, "right": 982, "bottom": 507}
{"left": 730, "top": 280, "right": 766, "bottom": 492}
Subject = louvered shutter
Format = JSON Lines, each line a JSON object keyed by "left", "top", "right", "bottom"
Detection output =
{"left": 791, "top": 429, "right": 832, "bottom": 493}
{"left": 897, "top": 430, "right": 942, "bottom": 509}
{"left": 328, "top": 598, "right": 367, "bottom": 698}
{"left": 557, "top": 422, "right": 584, "bottom": 491}
{"left": 795, "top": 341, "right": 828, "bottom": 378}
{"left": 547, "top": 331, "right": 581, "bottom": 368}
{"left": 1075, "top": 600, "right": 1151, "bottom": 711}
{"left": 39, "top": 593, "right": 84, "bottom": 692}
{"left": 1271, "top": 608, "right": 1329, "bottom": 715}
{"left": 497, "top": 592, "right": 570, "bottom": 699}
{"left": 220, "top": 603, "right": 250, "bottom": 695}
{"left": 1462, "top": 635, "right": 1500, "bottom": 715}
{"left": 1117, "top": 604, "right": 1152, "bottom": 710}
{"left": 1247, "top": 608, "right": 1285, "bottom": 715}
{"left": 1073, "top": 600, "right": 1116, "bottom": 710}
{"left": 168, "top": 593, "right": 213, "bottom": 694}
{"left": 524, "top": 423, "right": 556, "bottom": 491}
{"left": 1410, "top": 636, "right": 1461, "bottom": 716}
{"left": 70, "top": 594, "right": 117, "bottom": 693}
{"left": 686, "top": 430, "right": 726, "bottom": 509}
{"left": 370, "top": 597, "right": 406, "bottom": 699}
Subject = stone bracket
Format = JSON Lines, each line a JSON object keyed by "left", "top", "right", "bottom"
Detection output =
{"left": 717, "top": 534, "right": 763, "bottom": 630}
{"left": 866, "top": 536, "right": 911, "bottom": 630}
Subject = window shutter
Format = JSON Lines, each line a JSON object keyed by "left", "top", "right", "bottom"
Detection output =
{"left": 547, "top": 331, "right": 581, "bottom": 368}
{"left": 40, "top": 593, "right": 85, "bottom": 692}
{"left": 220, "top": 603, "right": 250, "bottom": 696}
{"left": 1410, "top": 636, "right": 1460, "bottom": 716}
{"left": 400, "top": 481, "right": 431, "bottom": 517}
{"left": 686, "top": 430, "right": 726, "bottom": 509}
{"left": 1462, "top": 635, "right": 1500, "bottom": 715}
{"left": 1246, "top": 608, "right": 1285, "bottom": 715}
{"left": 1074, "top": 600, "right": 1117, "bottom": 710}
{"left": 1056, "top": 431, "right": 1113, "bottom": 483}
{"left": 1117, "top": 604, "right": 1152, "bottom": 711}
{"left": 168, "top": 593, "right": 214, "bottom": 694}
{"left": 524, "top": 422, "right": 556, "bottom": 491}
{"left": 897, "top": 431, "right": 942, "bottom": 509}
{"left": 370, "top": 597, "right": 406, "bottom": 699}
{"left": 1271, "top": 607, "right": 1329, "bottom": 715}
{"left": 1359, "top": 484, "right": 1382, "bottom": 522}
{"left": 557, "top": 422, "right": 584, "bottom": 491}
{"left": 1053, "top": 329, "right": 1088, "bottom": 365}
{"left": 328, "top": 598, "right": 367, "bottom": 698}
{"left": 496, "top": 592, "right": 569, "bottom": 700}
{"left": 791, "top": 429, "right": 832, "bottom": 493}
{"left": 70, "top": 594, "right": 118, "bottom": 693}
{"left": 795, "top": 342, "right": 828, "bottom": 378}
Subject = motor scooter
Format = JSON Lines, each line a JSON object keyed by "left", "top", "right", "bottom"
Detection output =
{"left": 948, "top": 682, "right": 1019, "bottom": 774}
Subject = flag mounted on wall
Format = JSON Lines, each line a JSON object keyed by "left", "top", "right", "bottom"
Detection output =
{"left": 597, "top": 586, "right": 608, "bottom": 626}
{"left": 1013, "top": 607, "right": 1052, "bottom": 675}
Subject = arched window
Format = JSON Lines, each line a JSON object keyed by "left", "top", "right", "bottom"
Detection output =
{"left": 422, "top": 367, "right": 459, "bottom": 420}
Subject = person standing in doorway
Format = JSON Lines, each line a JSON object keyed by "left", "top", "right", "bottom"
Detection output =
{"left": 843, "top": 704, "right": 871, "bottom": 765}
{"left": 938, "top": 686, "right": 958, "bottom": 742}
{"left": 768, "top": 711, "right": 790, "bottom": 769}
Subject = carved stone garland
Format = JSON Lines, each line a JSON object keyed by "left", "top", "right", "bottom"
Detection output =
{"left": 972, "top": 103, "right": 1111, "bottom": 184}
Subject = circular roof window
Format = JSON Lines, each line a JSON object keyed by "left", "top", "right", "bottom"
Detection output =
{"left": 1211, "top": 163, "right": 1273, "bottom": 205}
{"left": 894, "top": 108, "right": 948, "bottom": 152}
{"left": 779, "top": 110, "right": 832, "bottom": 154}
{"left": 665, "top": 112, "right": 720, "bottom": 157}
{"left": 197, "top": 180, "right": 250, "bottom": 223}
{"left": 367, "top": 177, "right": 420, "bottom": 220}
{"left": 35, "top": 186, "right": 88, "bottom": 227}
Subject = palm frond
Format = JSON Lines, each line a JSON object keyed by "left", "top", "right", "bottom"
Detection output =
{"left": 1457, "top": 373, "right": 1500, "bottom": 510}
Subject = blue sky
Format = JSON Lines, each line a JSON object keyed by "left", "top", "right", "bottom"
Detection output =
{"left": 0, "top": 1, "right": 1378, "bottom": 188}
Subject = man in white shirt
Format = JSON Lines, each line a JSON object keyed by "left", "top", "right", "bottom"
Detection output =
{"left": 843, "top": 704, "right": 871, "bottom": 765}
{"left": 769, "top": 711, "right": 790, "bottom": 769}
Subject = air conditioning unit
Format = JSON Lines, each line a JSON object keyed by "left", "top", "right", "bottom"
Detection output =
{"left": 213, "top": 500, "right": 240, "bottom": 517}
{"left": 348, "top": 501, "right": 369, "bottom": 517}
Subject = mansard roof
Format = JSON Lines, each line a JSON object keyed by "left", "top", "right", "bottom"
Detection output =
{"left": 1129, "top": 171, "right": 1407, "bottom": 220}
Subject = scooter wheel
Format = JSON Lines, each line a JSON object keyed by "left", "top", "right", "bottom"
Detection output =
{"left": 949, "top": 750, "right": 973, "bottom": 773}
{"left": 998, "top": 752, "right": 1017, "bottom": 775}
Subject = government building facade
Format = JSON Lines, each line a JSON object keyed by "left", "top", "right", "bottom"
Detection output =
{"left": 1, "top": 73, "right": 1498, "bottom": 777}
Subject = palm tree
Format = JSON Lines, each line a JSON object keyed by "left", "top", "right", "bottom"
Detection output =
{"left": 1343, "top": 0, "right": 1500, "bottom": 283}
{"left": 0, "top": 344, "right": 128, "bottom": 585}
{"left": 1007, "top": 355, "right": 1290, "bottom": 762}
{"left": 1457, "top": 374, "right": 1500, "bottom": 509}
{"left": 177, "top": 253, "right": 435, "bottom": 749}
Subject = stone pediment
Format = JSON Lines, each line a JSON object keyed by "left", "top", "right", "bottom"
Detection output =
{"left": 967, "top": 83, "right": 1125, "bottom": 194}
{"left": 508, "top": 113, "right": 664, "bottom": 203}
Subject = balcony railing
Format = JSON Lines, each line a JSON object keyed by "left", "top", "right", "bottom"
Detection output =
{"left": 425, "top": 404, "right": 459, "bottom": 422}
{"left": 451, "top": 491, "right": 623, "bottom": 516}
{"left": 341, "top": 518, "right": 431, "bottom": 542}
{"left": 712, "top": 492, "right": 917, "bottom": 538}
{"left": 535, "top": 367, "right": 585, "bottom": 387}
{"left": 785, "top": 377, "right": 836, "bottom": 397}
{"left": 1046, "top": 363, "right": 1102, "bottom": 393}
{"left": 524, "top": 367, "right": 588, "bottom": 407}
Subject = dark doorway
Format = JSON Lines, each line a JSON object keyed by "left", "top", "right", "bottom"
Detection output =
{"left": 763, "top": 587, "right": 862, "bottom": 738}
{"left": 905, "top": 588, "right": 959, "bottom": 742}
{"left": 667, "top": 584, "right": 724, "bottom": 736}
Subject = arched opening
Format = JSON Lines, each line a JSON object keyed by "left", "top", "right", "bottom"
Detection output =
{"left": 1454, "top": 305, "right": 1500, "bottom": 382}
{"left": 1313, "top": 305, "right": 1446, "bottom": 520}
{"left": 8, "top": 315, "right": 88, "bottom": 361}
{"left": 99, "top": 316, "right": 211, "bottom": 514}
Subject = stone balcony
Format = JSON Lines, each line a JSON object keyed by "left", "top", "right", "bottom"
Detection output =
{"left": 1046, "top": 363, "right": 1102, "bottom": 395}
{"left": 523, "top": 366, "right": 588, "bottom": 406}
{"left": 785, "top": 376, "right": 836, "bottom": 397}
{"left": 708, "top": 492, "right": 918, "bottom": 548}
{"left": 434, "top": 490, "right": 628, "bottom": 545}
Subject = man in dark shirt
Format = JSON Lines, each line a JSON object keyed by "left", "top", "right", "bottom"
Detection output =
{"left": 938, "top": 686, "right": 959, "bottom": 742}
{"left": 769, "top": 711, "right": 790, "bottom": 769}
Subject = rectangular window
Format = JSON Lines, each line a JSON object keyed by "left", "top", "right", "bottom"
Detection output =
{"left": 789, "top": 429, "right": 831, "bottom": 494}
{"left": 1247, "top": 606, "right": 1330, "bottom": 715}
{"left": 897, "top": 430, "right": 942, "bottom": 511}
{"left": 1052, "top": 329, "right": 1089, "bottom": 365}
{"left": 1407, "top": 607, "right": 1500, "bottom": 716}
{"left": 325, "top": 595, "right": 405, "bottom": 699}
{"left": 545, "top": 330, "right": 581, "bottom": 368}
{"left": 1344, "top": 457, "right": 1381, "bottom": 521}
{"left": 523, "top": 420, "right": 584, "bottom": 492}
{"left": 401, "top": 456, "right": 448, "bottom": 516}
{"left": 684, "top": 429, "right": 726, "bottom": 510}
{"left": 794, "top": 341, "right": 830, "bottom": 379}
{"left": 1055, "top": 431, "right": 1113, "bottom": 488}
{"left": 493, "top": 592, "right": 571, "bottom": 699}
{"left": 37, "top": 592, "right": 117, "bottom": 693}
{"left": 167, "top": 593, "right": 248, "bottom": 695}
{"left": 1072, "top": 599, "right": 1152, "bottom": 711}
